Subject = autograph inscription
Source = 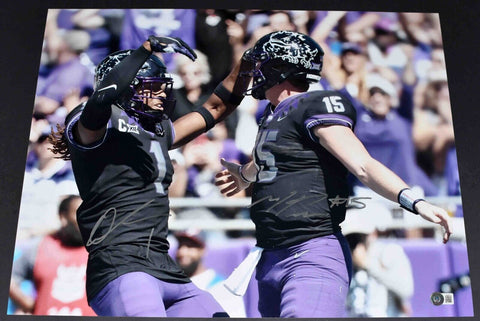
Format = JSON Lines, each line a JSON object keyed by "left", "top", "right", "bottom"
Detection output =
{"left": 328, "top": 195, "right": 372, "bottom": 209}
{"left": 86, "top": 199, "right": 161, "bottom": 247}
{"left": 248, "top": 191, "right": 371, "bottom": 215}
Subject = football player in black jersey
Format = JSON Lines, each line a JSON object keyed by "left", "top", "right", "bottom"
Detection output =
{"left": 215, "top": 30, "right": 452, "bottom": 318}
{"left": 49, "top": 36, "right": 252, "bottom": 317}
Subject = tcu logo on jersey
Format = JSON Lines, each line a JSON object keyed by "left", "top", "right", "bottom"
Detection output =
{"left": 118, "top": 119, "right": 140, "bottom": 134}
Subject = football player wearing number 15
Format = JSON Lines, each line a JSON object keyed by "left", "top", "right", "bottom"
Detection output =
{"left": 48, "top": 35, "right": 252, "bottom": 317}
{"left": 215, "top": 30, "right": 452, "bottom": 318}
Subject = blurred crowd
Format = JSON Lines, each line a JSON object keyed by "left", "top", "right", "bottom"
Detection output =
{"left": 11, "top": 8, "right": 464, "bottom": 317}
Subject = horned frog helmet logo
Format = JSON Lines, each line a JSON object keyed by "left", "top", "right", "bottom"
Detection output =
{"left": 262, "top": 31, "right": 320, "bottom": 71}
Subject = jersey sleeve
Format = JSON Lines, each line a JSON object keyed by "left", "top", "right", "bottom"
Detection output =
{"left": 302, "top": 91, "right": 357, "bottom": 143}
{"left": 64, "top": 103, "right": 111, "bottom": 151}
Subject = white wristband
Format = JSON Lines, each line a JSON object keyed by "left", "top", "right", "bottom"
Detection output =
{"left": 398, "top": 188, "right": 425, "bottom": 214}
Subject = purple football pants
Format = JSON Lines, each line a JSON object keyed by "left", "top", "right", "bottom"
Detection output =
{"left": 256, "top": 233, "right": 353, "bottom": 318}
{"left": 89, "top": 272, "right": 227, "bottom": 317}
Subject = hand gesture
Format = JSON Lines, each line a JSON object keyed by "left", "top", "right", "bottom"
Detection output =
{"left": 148, "top": 35, "right": 197, "bottom": 61}
{"left": 415, "top": 201, "right": 452, "bottom": 243}
{"left": 215, "top": 158, "right": 251, "bottom": 197}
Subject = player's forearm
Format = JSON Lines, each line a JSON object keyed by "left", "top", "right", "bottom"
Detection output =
{"left": 316, "top": 126, "right": 410, "bottom": 202}
{"left": 202, "top": 55, "right": 253, "bottom": 122}
{"left": 354, "top": 157, "right": 410, "bottom": 203}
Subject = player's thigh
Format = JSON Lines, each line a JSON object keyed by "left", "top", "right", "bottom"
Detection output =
{"left": 257, "top": 280, "right": 282, "bottom": 317}
{"left": 90, "top": 272, "right": 166, "bottom": 317}
{"left": 280, "top": 235, "right": 351, "bottom": 318}
{"left": 280, "top": 269, "right": 349, "bottom": 318}
{"left": 165, "top": 282, "right": 227, "bottom": 318}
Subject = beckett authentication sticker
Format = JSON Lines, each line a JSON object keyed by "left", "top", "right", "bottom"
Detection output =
{"left": 431, "top": 292, "right": 454, "bottom": 306}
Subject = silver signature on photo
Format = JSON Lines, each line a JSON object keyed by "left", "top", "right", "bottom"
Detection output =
{"left": 86, "top": 199, "right": 166, "bottom": 246}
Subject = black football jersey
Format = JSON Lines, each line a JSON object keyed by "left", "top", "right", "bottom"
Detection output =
{"left": 65, "top": 104, "right": 189, "bottom": 301}
{"left": 250, "top": 90, "right": 357, "bottom": 249}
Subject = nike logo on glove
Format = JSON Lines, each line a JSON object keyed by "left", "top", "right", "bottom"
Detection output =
{"left": 294, "top": 250, "right": 310, "bottom": 259}
{"left": 98, "top": 84, "right": 118, "bottom": 92}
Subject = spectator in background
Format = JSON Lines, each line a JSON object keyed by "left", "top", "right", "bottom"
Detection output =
{"left": 183, "top": 123, "right": 248, "bottom": 202}
{"left": 366, "top": 14, "right": 410, "bottom": 76}
{"left": 397, "top": 13, "right": 443, "bottom": 82}
{"left": 288, "top": 10, "right": 315, "bottom": 36}
{"left": 35, "top": 10, "right": 94, "bottom": 120}
{"left": 174, "top": 229, "right": 246, "bottom": 317}
{"left": 309, "top": 11, "right": 379, "bottom": 51}
{"left": 352, "top": 73, "right": 438, "bottom": 196}
{"left": 309, "top": 11, "right": 347, "bottom": 47}
{"left": 246, "top": 11, "right": 296, "bottom": 48}
{"left": 182, "top": 134, "right": 222, "bottom": 198}
{"left": 337, "top": 43, "right": 370, "bottom": 102}
{"left": 17, "top": 123, "right": 78, "bottom": 240}
{"left": 413, "top": 68, "right": 455, "bottom": 193}
{"left": 55, "top": 9, "right": 120, "bottom": 66}
{"left": 194, "top": 9, "right": 245, "bottom": 85}
{"left": 119, "top": 9, "right": 196, "bottom": 72}
{"left": 342, "top": 214, "right": 414, "bottom": 317}
{"left": 321, "top": 42, "right": 370, "bottom": 104}
{"left": 337, "top": 12, "right": 382, "bottom": 43}
{"left": 45, "top": 87, "right": 94, "bottom": 128}
{"left": 399, "top": 12, "right": 442, "bottom": 49}
{"left": 10, "top": 195, "right": 95, "bottom": 316}
{"left": 171, "top": 50, "right": 213, "bottom": 121}
{"left": 241, "top": 10, "right": 271, "bottom": 42}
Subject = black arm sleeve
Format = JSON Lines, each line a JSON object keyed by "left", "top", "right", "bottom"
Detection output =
{"left": 80, "top": 45, "right": 152, "bottom": 130}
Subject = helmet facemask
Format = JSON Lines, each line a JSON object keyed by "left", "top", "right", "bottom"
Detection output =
{"left": 242, "top": 57, "right": 266, "bottom": 100}
{"left": 128, "top": 75, "right": 176, "bottom": 121}
{"left": 246, "top": 58, "right": 299, "bottom": 100}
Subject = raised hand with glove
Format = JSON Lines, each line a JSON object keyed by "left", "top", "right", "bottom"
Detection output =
{"left": 148, "top": 35, "right": 197, "bottom": 61}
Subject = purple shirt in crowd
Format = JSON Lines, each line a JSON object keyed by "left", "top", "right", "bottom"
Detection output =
{"left": 354, "top": 106, "right": 438, "bottom": 196}
{"left": 36, "top": 58, "right": 93, "bottom": 103}
{"left": 119, "top": 9, "right": 196, "bottom": 72}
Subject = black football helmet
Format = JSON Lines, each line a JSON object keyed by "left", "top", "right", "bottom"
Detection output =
{"left": 243, "top": 30, "right": 324, "bottom": 100}
{"left": 94, "top": 50, "right": 175, "bottom": 122}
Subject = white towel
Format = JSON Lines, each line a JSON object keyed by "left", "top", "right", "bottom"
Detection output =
{"left": 223, "top": 246, "right": 264, "bottom": 296}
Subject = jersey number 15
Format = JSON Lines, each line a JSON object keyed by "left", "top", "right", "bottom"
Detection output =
{"left": 322, "top": 96, "right": 345, "bottom": 113}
